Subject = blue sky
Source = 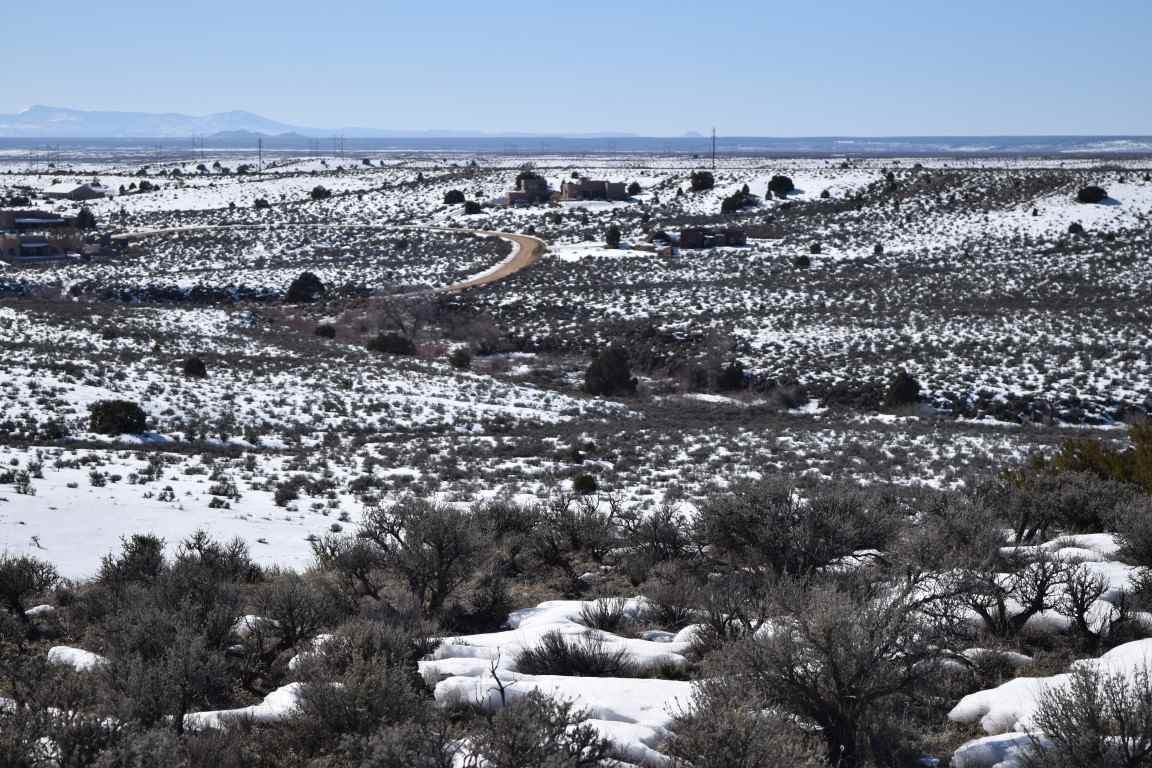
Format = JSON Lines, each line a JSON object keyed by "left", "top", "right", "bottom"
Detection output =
{"left": 5, "top": 0, "right": 1149, "bottom": 136}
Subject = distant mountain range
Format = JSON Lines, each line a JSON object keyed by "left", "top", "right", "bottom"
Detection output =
{"left": 0, "top": 105, "right": 636, "bottom": 139}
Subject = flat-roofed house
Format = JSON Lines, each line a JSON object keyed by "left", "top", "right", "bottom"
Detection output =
{"left": 43, "top": 182, "right": 109, "bottom": 201}
{"left": 561, "top": 177, "right": 628, "bottom": 201}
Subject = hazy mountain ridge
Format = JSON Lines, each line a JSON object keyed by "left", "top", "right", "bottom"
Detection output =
{"left": 0, "top": 105, "right": 636, "bottom": 139}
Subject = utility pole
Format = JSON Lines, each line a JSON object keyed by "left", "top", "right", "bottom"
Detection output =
{"left": 258, "top": 137, "right": 263, "bottom": 173}
{"left": 711, "top": 127, "right": 717, "bottom": 171}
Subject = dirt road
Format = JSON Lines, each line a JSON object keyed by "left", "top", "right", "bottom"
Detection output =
{"left": 113, "top": 225, "right": 546, "bottom": 295}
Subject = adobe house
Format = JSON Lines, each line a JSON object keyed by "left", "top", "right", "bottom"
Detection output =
{"left": 679, "top": 226, "right": 748, "bottom": 250}
{"left": 506, "top": 172, "right": 553, "bottom": 206}
{"left": 43, "top": 182, "right": 110, "bottom": 201}
{"left": 0, "top": 209, "right": 83, "bottom": 262}
{"left": 0, "top": 233, "right": 83, "bottom": 262}
{"left": 0, "top": 210, "right": 74, "bottom": 232}
{"left": 560, "top": 177, "right": 628, "bottom": 202}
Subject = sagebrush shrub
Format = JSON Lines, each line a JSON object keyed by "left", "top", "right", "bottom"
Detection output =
{"left": 515, "top": 630, "right": 637, "bottom": 677}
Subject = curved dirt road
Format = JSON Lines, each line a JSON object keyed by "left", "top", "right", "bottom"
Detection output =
{"left": 112, "top": 225, "right": 546, "bottom": 295}
{"left": 429, "top": 231, "right": 545, "bottom": 294}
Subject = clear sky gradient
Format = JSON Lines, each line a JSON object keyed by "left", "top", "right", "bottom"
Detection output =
{"left": 5, "top": 0, "right": 1149, "bottom": 136}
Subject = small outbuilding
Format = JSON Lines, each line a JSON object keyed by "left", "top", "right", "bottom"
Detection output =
{"left": 43, "top": 182, "right": 109, "bottom": 201}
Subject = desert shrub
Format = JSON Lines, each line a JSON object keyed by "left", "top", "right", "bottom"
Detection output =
{"left": 689, "top": 171, "right": 714, "bottom": 192}
{"left": 641, "top": 564, "right": 699, "bottom": 629}
{"left": 693, "top": 480, "right": 900, "bottom": 575}
{"left": 99, "top": 534, "right": 166, "bottom": 587}
{"left": 358, "top": 498, "right": 482, "bottom": 613}
{"left": 1077, "top": 185, "right": 1108, "bottom": 204}
{"left": 310, "top": 185, "right": 332, "bottom": 201}
{"left": 325, "top": 718, "right": 461, "bottom": 768}
{"left": 448, "top": 347, "right": 472, "bottom": 370}
{"left": 720, "top": 189, "right": 758, "bottom": 214}
{"left": 88, "top": 400, "right": 147, "bottom": 435}
{"left": 285, "top": 271, "right": 326, "bottom": 303}
{"left": 576, "top": 597, "right": 630, "bottom": 633}
{"left": 526, "top": 496, "right": 618, "bottom": 585}
{"left": 1112, "top": 497, "right": 1152, "bottom": 567}
{"left": 447, "top": 571, "right": 514, "bottom": 633}
{"left": 716, "top": 360, "right": 746, "bottom": 391}
{"left": 469, "top": 690, "right": 612, "bottom": 768}
{"left": 768, "top": 174, "right": 795, "bottom": 198}
{"left": 884, "top": 369, "right": 921, "bottom": 406}
{"left": 948, "top": 551, "right": 1074, "bottom": 639}
{"left": 619, "top": 503, "right": 690, "bottom": 566}
{"left": 1068, "top": 221, "right": 1086, "bottom": 235}
{"left": 737, "top": 576, "right": 949, "bottom": 768}
{"left": 1036, "top": 423, "right": 1152, "bottom": 494}
{"left": 311, "top": 534, "right": 388, "bottom": 600}
{"left": 793, "top": 253, "right": 811, "bottom": 268}
{"left": 515, "top": 630, "right": 636, "bottom": 677}
{"left": 473, "top": 499, "right": 537, "bottom": 540}
{"left": 0, "top": 554, "right": 59, "bottom": 620}
{"left": 584, "top": 347, "right": 637, "bottom": 397}
{"left": 75, "top": 207, "right": 97, "bottom": 230}
{"left": 90, "top": 728, "right": 183, "bottom": 768}
{"left": 1020, "top": 666, "right": 1152, "bottom": 768}
{"left": 172, "top": 530, "right": 261, "bottom": 585}
{"left": 665, "top": 677, "right": 824, "bottom": 768}
{"left": 463, "top": 200, "right": 482, "bottom": 215}
{"left": 992, "top": 470, "right": 1138, "bottom": 541}
{"left": 314, "top": 324, "right": 336, "bottom": 339}
{"left": 101, "top": 591, "right": 235, "bottom": 734}
{"left": 605, "top": 223, "right": 621, "bottom": 249}
{"left": 627, "top": 181, "right": 641, "bottom": 195}
{"left": 443, "top": 189, "right": 465, "bottom": 205}
{"left": 294, "top": 619, "right": 433, "bottom": 749}
{"left": 255, "top": 572, "right": 347, "bottom": 651}
{"left": 366, "top": 333, "right": 417, "bottom": 356}
{"left": 571, "top": 473, "right": 598, "bottom": 495}
{"left": 253, "top": 198, "right": 270, "bottom": 210}
{"left": 182, "top": 357, "right": 207, "bottom": 379}
{"left": 274, "top": 477, "right": 305, "bottom": 507}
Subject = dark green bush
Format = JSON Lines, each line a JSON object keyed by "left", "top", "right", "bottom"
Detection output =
{"left": 884, "top": 369, "right": 921, "bottom": 406}
{"left": 367, "top": 333, "right": 417, "bottom": 356}
{"left": 285, "top": 271, "right": 326, "bottom": 303}
{"left": 768, "top": 175, "right": 795, "bottom": 198}
{"left": 571, "top": 473, "right": 598, "bottom": 495}
{"left": 448, "top": 347, "right": 472, "bottom": 370}
{"left": 89, "top": 400, "right": 147, "bottom": 435}
{"left": 689, "top": 171, "right": 714, "bottom": 192}
{"left": 182, "top": 357, "right": 207, "bottom": 379}
{"left": 584, "top": 347, "right": 636, "bottom": 397}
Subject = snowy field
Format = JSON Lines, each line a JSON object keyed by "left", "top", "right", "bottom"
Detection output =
{"left": 5, "top": 148, "right": 1152, "bottom": 767}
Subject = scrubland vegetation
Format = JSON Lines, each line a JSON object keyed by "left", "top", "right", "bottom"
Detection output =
{"left": 3, "top": 148, "right": 1152, "bottom": 766}
{"left": 6, "top": 427, "right": 1152, "bottom": 766}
